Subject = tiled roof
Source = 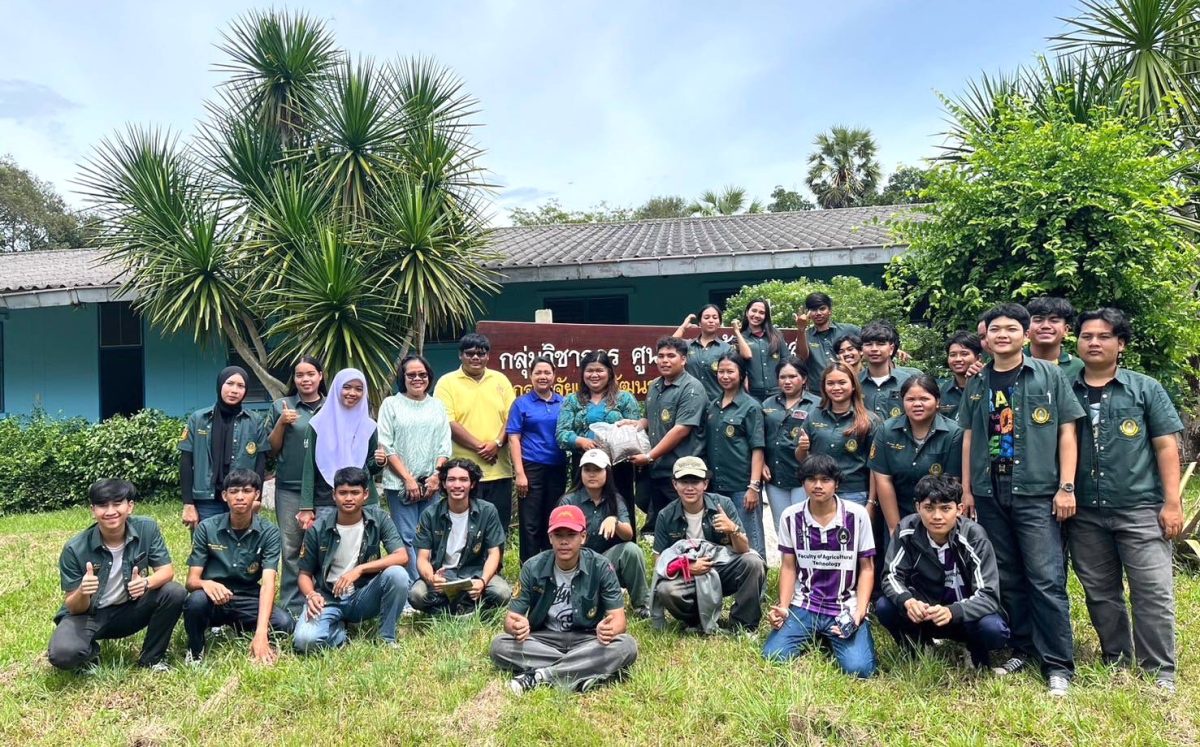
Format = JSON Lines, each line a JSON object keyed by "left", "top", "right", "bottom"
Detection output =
{"left": 0, "top": 247, "right": 122, "bottom": 293}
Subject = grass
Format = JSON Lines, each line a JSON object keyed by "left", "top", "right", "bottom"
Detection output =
{"left": 0, "top": 500, "right": 1197, "bottom": 746}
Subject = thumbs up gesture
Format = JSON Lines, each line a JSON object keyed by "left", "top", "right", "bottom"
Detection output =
{"left": 280, "top": 400, "right": 298, "bottom": 426}
{"left": 712, "top": 505, "right": 738, "bottom": 535}
{"left": 127, "top": 566, "right": 150, "bottom": 600}
{"left": 79, "top": 561, "right": 100, "bottom": 596}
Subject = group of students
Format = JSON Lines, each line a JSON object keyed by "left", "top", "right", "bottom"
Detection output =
{"left": 47, "top": 292, "right": 1183, "bottom": 698}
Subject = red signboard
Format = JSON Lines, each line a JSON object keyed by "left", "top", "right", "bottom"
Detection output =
{"left": 476, "top": 321, "right": 798, "bottom": 399}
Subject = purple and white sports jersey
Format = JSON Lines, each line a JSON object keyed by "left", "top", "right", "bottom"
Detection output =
{"left": 777, "top": 497, "right": 875, "bottom": 616}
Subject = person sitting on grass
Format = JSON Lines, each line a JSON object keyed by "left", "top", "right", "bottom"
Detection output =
{"left": 490, "top": 504, "right": 638, "bottom": 695}
{"left": 876, "top": 474, "right": 1009, "bottom": 670}
{"left": 293, "top": 467, "right": 410, "bottom": 652}
{"left": 183, "top": 468, "right": 294, "bottom": 666}
{"left": 48, "top": 479, "right": 186, "bottom": 673}
{"left": 408, "top": 458, "right": 512, "bottom": 615}
{"left": 763, "top": 455, "right": 875, "bottom": 678}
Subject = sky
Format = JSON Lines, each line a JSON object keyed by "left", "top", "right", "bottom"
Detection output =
{"left": 0, "top": 0, "right": 1081, "bottom": 224}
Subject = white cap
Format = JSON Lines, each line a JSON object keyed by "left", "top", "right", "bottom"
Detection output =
{"left": 579, "top": 448, "right": 611, "bottom": 469}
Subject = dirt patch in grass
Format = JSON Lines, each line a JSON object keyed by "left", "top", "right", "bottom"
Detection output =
{"left": 197, "top": 674, "right": 241, "bottom": 717}
{"left": 447, "top": 679, "right": 507, "bottom": 744}
{"left": 125, "top": 717, "right": 183, "bottom": 747}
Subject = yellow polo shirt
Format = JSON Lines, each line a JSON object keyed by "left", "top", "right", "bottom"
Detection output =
{"left": 434, "top": 367, "right": 517, "bottom": 482}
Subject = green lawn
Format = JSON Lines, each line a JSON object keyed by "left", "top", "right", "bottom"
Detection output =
{"left": 0, "top": 501, "right": 1196, "bottom": 746}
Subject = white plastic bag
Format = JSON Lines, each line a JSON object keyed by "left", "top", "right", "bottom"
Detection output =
{"left": 590, "top": 422, "right": 651, "bottom": 464}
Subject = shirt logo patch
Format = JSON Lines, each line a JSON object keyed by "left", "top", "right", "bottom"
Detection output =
{"left": 837, "top": 527, "right": 850, "bottom": 545}
{"left": 845, "top": 438, "right": 858, "bottom": 453}
{"left": 725, "top": 425, "right": 735, "bottom": 438}
{"left": 1032, "top": 407, "right": 1051, "bottom": 424}
{"left": 869, "top": 442, "right": 877, "bottom": 459}
{"left": 247, "top": 562, "right": 260, "bottom": 575}
{"left": 1120, "top": 418, "right": 1140, "bottom": 437}
{"left": 246, "top": 442, "right": 257, "bottom": 455}
{"left": 890, "top": 406, "right": 902, "bottom": 418}
{"left": 588, "top": 606, "right": 597, "bottom": 618}
{"left": 473, "top": 542, "right": 482, "bottom": 554}
{"left": 790, "top": 427, "right": 800, "bottom": 439}
{"left": 180, "top": 426, "right": 189, "bottom": 442}
{"left": 660, "top": 409, "right": 672, "bottom": 423}
{"left": 929, "top": 463, "right": 944, "bottom": 476}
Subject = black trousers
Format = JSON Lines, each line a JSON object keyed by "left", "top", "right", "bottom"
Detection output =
{"left": 518, "top": 461, "right": 569, "bottom": 563}
{"left": 639, "top": 475, "right": 677, "bottom": 535}
{"left": 48, "top": 581, "right": 187, "bottom": 670}
{"left": 183, "top": 589, "right": 294, "bottom": 655}
{"left": 478, "top": 478, "right": 515, "bottom": 538}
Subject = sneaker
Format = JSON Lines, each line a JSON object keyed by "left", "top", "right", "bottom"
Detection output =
{"left": 509, "top": 669, "right": 548, "bottom": 696}
{"left": 209, "top": 625, "right": 229, "bottom": 639}
{"left": 401, "top": 604, "right": 418, "bottom": 619}
{"left": 634, "top": 606, "right": 651, "bottom": 620}
{"left": 145, "top": 661, "right": 171, "bottom": 673}
{"left": 992, "top": 656, "right": 1028, "bottom": 676}
{"left": 1156, "top": 677, "right": 1176, "bottom": 694}
{"left": 1048, "top": 675, "right": 1070, "bottom": 697}
{"left": 184, "top": 650, "right": 204, "bottom": 668}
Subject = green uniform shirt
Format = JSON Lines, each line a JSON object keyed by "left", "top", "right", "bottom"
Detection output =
{"left": 413, "top": 497, "right": 507, "bottom": 579}
{"left": 1072, "top": 368, "right": 1183, "bottom": 509}
{"left": 646, "top": 372, "right": 707, "bottom": 479}
{"left": 705, "top": 392, "right": 766, "bottom": 493}
{"left": 558, "top": 489, "right": 631, "bottom": 554}
{"left": 762, "top": 392, "right": 820, "bottom": 489}
{"left": 686, "top": 338, "right": 734, "bottom": 401}
{"left": 265, "top": 395, "right": 325, "bottom": 492}
{"left": 510, "top": 547, "right": 624, "bottom": 632}
{"left": 55, "top": 516, "right": 172, "bottom": 621}
{"left": 299, "top": 506, "right": 402, "bottom": 602}
{"left": 803, "top": 322, "right": 861, "bottom": 393}
{"left": 178, "top": 407, "right": 270, "bottom": 503}
{"left": 957, "top": 356, "right": 1085, "bottom": 497}
{"left": 1025, "top": 345, "right": 1085, "bottom": 382}
{"left": 868, "top": 414, "right": 964, "bottom": 517}
{"left": 653, "top": 492, "right": 745, "bottom": 554}
{"left": 743, "top": 332, "right": 784, "bottom": 399}
{"left": 937, "top": 377, "right": 967, "bottom": 420}
{"left": 860, "top": 365, "right": 923, "bottom": 421}
{"left": 187, "top": 513, "right": 282, "bottom": 595}
{"left": 801, "top": 407, "right": 880, "bottom": 494}
{"left": 299, "top": 429, "right": 382, "bottom": 510}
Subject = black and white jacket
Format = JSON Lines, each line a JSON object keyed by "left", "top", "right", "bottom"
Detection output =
{"left": 881, "top": 514, "right": 1002, "bottom": 623}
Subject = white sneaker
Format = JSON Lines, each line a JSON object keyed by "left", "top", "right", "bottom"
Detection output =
{"left": 145, "top": 661, "right": 171, "bottom": 673}
{"left": 992, "top": 656, "right": 1028, "bottom": 676}
{"left": 184, "top": 650, "right": 204, "bottom": 667}
{"left": 1156, "top": 677, "right": 1176, "bottom": 694}
{"left": 1048, "top": 675, "right": 1070, "bottom": 697}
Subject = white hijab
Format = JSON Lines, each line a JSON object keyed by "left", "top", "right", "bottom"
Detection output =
{"left": 308, "top": 368, "right": 376, "bottom": 485}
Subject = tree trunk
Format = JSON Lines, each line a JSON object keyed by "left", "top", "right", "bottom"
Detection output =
{"left": 220, "top": 316, "right": 287, "bottom": 400}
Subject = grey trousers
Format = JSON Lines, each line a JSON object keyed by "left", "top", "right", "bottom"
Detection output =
{"left": 654, "top": 552, "right": 765, "bottom": 630}
{"left": 604, "top": 542, "right": 650, "bottom": 609}
{"left": 1069, "top": 505, "right": 1176, "bottom": 680}
{"left": 274, "top": 487, "right": 304, "bottom": 615}
{"left": 490, "top": 629, "right": 638, "bottom": 690}
{"left": 408, "top": 573, "right": 512, "bottom": 614}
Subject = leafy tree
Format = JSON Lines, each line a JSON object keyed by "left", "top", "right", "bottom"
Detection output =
{"left": 0, "top": 157, "right": 88, "bottom": 251}
{"left": 889, "top": 94, "right": 1200, "bottom": 398}
{"left": 874, "top": 166, "right": 930, "bottom": 205}
{"left": 78, "top": 11, "right": 499, "bottom": 400}
{"left": 508, "top": 199, "right": 631, "bottom": 225}
{"left": 766, "top": 186, "right": 814, "bottom": 212}
{"left": 687, "top": 185, "right": 764, "bottom": 216}
{"left": 634, "top": 195, "right": 690, "bottom": 219}
{"left": 806, "top": 126, "right": 882, "bottom": 209}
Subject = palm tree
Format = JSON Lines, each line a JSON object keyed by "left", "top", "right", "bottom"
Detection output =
{"left": 77, "top": 10, "right": 499, "bottom": 399}
{"left": 805, "top": 127, "right": 882, "bottom": 209}
{"left": 687, "top": 185, "right": 764, "bottom": 216}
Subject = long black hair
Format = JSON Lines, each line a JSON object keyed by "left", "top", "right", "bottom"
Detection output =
{"left": 285, "top": 355, "right": 328, "bottom": 397}
{"left": 578, "top": 350, "right": 619, "bottom": 408}
{"left": 739, "top": 298, "right": 785, "bottom": 356}
{"left": 572, "top": 462, "right": 623, "bottom": 519}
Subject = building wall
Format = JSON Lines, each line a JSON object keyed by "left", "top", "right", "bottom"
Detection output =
{"left": 144, "top": 328, "right": 230, "bottom": 416}
{"left": 3, "top": 305, "right": 100, "bottom": 418}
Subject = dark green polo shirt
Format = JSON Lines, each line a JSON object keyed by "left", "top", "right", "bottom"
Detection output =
{"left": 299, "top": 506, "right": 402, "bottom": 602}
{"left": 957, "top": 356, "right": 1085, "bottom": 497}
{"left": 653, "top": 492, "right": 744, "bottom": 554}
{"left": 860, "top": 365, "right": 923, "bottom": 422}
{"left": 266, "top": 395, "right": 324, "bottom": 492}
{"left": 646, "top": 372, "right": 707, "bottom": 479}
{"left": 558, "top": 489, "right": 631, "bottom": 554}
{"left": 868, "top": 414, "right": 964, "bottom": 517}
{"left": 937, "top": 377, "right": 967, "bottom": 420}
{"left": 413, "top": 497, "right": 506, "bottom": 579}
{"left": 705, "top": 392, "right": 766, "bottom": 493}
{"left": 1072, "top": 368, "right": 1183, "bottom": 509}
{"left": 55, "top": 516, "right": 172, "bottom": 621}
{"left": 188, "top": 513, "right": 282, "bottom": 594}
{"left": 686, "top": 338, "right": 734, "bottom": 401}
{"left": 510, "top": 547, "right": 624, "bottom": 631}
{"left": 1025, "top": 345, "right": 1085, "bottom": 382}
{"left": 179, "top": 407, "right": 270, "bottom": 502}
{"left": 743, "top": 332, "right": 783, "bottom": 399}
{"left": 802, "top": 407, "right": 880, "bottom": 493}
{"left": 299, "top": 429, "right": 382, "bottom": 510}
{"left": 762, "top": 392, "right": 820, "bottom": 489}
{"left": 803, "top": 322, "right": 861, "bottom": 392}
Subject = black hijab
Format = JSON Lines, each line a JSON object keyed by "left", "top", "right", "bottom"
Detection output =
{"left": 211, "top": 366, "right": 249, "bottom": 490}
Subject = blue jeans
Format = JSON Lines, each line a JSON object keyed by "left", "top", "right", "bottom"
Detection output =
{"left": 729, "top": 490, "right": 766, "bottom": 558}
{"left": 875, "top": 596, "right": 1010, "bottom": 666}
{"left": 293, "top": 566, "right": 410, "bottom": 652}
{"left": 839, "top": 491, "right": 868, "bottom": 508}
{"left": 195, "top": 499, "right": 229, "bottom": 522}
{"left": 385, "top": 490, "right": 430, "bottom": 583}
{"left": 762, "top": 605, "right": 876, "bottom": 678}
{"left": 765, "top": 485, "right": 806, "bottom": 538}
{"left": 974, "top": 478, "right": 1074, "bottom": 678}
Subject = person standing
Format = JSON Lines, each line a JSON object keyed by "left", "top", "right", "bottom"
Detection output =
{"left": 266, "top": 356, "right": 326, "bottom": 615}
{"left": 705, "top": 354, "right": 767, "bottom": 557}
{"left": 859, "top": 320, "right": 923, "bottom": 422}
{"left": 1026, "top": 296, "right": 1084, "bottom": 381}
{"left": 674, "top": 304, "right": 733, "bottom": 401}
{"left": 180, "top": 366, "right": 269, "bottom": 530}
{"left": 834, "top": 334, "right": 864, "bottom": 376}
{"left": 958, "top": 303, "right": 1084, "bottom": 697}
{"left": 794, "top": 292, "right": 861, "bottom": 394}
{"left": 377, "top": 355, "right": 452, "bottom": 589}
{"left": 732, "top": 298, "right": 787, "bottom": 401}
{"left": 1070, "top": 307, "right": 1184, "bottom": 692}
{"left": 939, "top": 332, "right": 982, "bottom": 420}
{"left": 796, "top": 363, "right": 880, "bottom": 509}
{"left": 508, "top": 357, "right": 567, "bottom": 562}
{"left": 435, "top": 333, "right": 518, "bottom": 532}
{"left": 762, "top": 357, "right": 821, "bottom": 533}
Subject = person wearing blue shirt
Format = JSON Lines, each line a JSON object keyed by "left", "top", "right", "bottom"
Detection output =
{"left": 508, "top": 357, "right": 567, "bottom": 563}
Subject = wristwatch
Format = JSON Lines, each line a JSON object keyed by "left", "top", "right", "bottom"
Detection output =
{"left": 1059, "top": 483, "right": 1075, "bottom": 493}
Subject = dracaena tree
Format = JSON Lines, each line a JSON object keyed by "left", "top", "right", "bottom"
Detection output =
{"left": 78, "top": 9, "right": 500, "bottom": 401}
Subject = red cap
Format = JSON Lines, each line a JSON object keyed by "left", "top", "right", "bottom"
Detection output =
{"left": 547, "top": 505, "right": 587, "bottom": 533}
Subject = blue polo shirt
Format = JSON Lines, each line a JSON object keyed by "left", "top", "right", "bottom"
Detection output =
{"left": 506, "top": 391, "right": 566, "bottom": 466}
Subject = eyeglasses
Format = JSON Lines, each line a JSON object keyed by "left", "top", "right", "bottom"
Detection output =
{"left": 405, "top": 372, "right": 429, "bottom": 380}
{"left": 462, "top": 350, "right": 488, "bottom": 359}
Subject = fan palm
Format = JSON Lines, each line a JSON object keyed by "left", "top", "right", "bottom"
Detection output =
{"left": 805, "top": 127, "right": 882, "bottom": 209}
{"left": 687, "top": 185, "right": 764, "bottom": 216}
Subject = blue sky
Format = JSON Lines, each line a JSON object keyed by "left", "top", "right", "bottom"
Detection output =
{"left": 0, "top": 0, "right": 1079, "bottom": 223}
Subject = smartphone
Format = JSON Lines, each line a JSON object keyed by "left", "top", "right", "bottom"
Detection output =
{"left": 834, "top": 608, "right": 858, "bottom": 639}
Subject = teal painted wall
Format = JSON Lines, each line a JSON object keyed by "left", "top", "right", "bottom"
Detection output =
{"left": 3, "top": 305, "right": 100, "bottom": 418}
{"left": 144, "top": 329, "right": 230, "bottom": 416}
